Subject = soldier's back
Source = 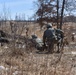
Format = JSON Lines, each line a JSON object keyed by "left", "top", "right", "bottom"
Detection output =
{"left": 44, "top": 28, "right": 55, "bottom": 39}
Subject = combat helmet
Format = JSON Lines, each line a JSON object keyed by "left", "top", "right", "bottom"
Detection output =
{"left": 47, "top": 23, "right": 52, "bottom": 28}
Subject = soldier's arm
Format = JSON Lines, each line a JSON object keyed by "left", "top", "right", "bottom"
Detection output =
{"left": 60, "top": 30, "right": 64, "bottom": 38}
{"left": 43, "top": 31, "right": 46, "bottom": 45}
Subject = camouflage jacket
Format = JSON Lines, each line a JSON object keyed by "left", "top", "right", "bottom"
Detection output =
{"left": 43, "top": 28, "right": 56, "bottom": 44}
{"left": 55, "top": 29, "right": 64, "bottom": 39}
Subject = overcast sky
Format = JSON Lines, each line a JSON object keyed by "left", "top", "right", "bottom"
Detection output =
{"left": 0, "top": 0, "right": 37, "bottom": 20}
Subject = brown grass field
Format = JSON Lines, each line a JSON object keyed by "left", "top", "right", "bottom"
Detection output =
{"left": 0, "top": 21, "right": 76, "bottom": 75}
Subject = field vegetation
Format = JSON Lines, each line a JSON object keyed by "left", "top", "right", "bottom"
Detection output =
{"left": 0, "top": 21, "right": 76, "bottom": 75}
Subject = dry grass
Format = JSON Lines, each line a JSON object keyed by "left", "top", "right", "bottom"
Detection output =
{"left": 0, "top": 22, "right": 76, "bottom": 75}
{"left": 0, "top": 48, "right": 76, "bottom": 75}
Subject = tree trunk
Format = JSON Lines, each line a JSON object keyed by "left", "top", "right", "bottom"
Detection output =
{"left": 60, "top": 0, "right": 65, "bottom": 29}
{"left": 57, "top": 0, "right": 59, "bottom": 28}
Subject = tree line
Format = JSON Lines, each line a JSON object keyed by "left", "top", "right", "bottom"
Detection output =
{"left": 35, "top": 0, "right": 76, "bottom": 29}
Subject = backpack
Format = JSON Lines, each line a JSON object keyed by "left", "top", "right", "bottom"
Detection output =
{"left": 45, "top": 28, "right": 57, "bottom": 41}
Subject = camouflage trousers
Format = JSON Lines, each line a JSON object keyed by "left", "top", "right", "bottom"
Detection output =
{"left": 46, "top": 38, "right": 54, "bottom": 53}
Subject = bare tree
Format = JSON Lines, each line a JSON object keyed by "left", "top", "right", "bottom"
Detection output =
{"left": 60, "top": 0, "right": 65, "bottom": 29}
{"left": 57, "top": 0, "right": 59, "bottom": 28}
{"left": 35, "top": 0, "right": 76, "bottom": 29}
{"left": 35, "top": 0, "right": 57, "bottom": 28}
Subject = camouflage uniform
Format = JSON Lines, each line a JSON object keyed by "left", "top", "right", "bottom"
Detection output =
{"left": 55, "top": 29, "right": 64, "bottom": 53}
{"left": 55, "top": 29, "right": 64, "bottom": 42}
{"left": 43, "top": 24, "right": 56, "bottom": 53}
{"left": 71, "top": 33, "right": 75, "bottom": 42}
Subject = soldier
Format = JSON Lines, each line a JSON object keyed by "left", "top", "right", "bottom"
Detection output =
{"left": 0, "top": 30, "right": 6, "bottom": 37}
{"left": 54, "top": 28, "right": 64, "bottom": 53}
{"left": 71, "top": 33, "right": 75, "bottom": 42}
{"left": 55, "top": 28, "right": 64, "bottom": 41}
{"left": 26, "top": 27, "right": 29, "bottom": 37}
{"left": 0, "top": 30, "right": 9, "bottom": 46}
{"left": 43, "top": 23, "right": 56, "bottom": 53}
